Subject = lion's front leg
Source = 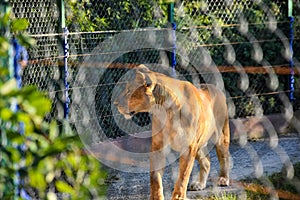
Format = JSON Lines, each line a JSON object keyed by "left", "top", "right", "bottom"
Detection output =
{"left": 172, "top": 146, "right": 197, "bottom": 200}
{"left": 150, "top": 167, "right": 164, "bottom": 200}
{"left": 150, "top": 146, "right": 165, "bottom": 199}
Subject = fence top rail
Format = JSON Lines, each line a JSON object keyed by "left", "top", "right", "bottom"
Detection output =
{"left": 29, "top": 27, "right": 173, "bottom": 38}
{"left": 28, "top": 20, "right": 291, "bottom": 38}
{"left": 26, "top": 60, "right": 300, "bottom": 75}
{"left": 179, "top": 20, "right": 290, "bottom": 30}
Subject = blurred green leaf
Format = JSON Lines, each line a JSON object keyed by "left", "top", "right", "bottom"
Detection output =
{"left": 18, "top": 85, "right": 38, "bottom": 96}
{"left": 17, "top": 112, "right": 34, "bottom": 133}
{"left": 0, "top": 67, "right": 9, "bottom": 78}
{"left": 21, "top": 90, "right": 51, "bottom": 126}
{"left": 22, "top": 89, "right": 52, "bottom": 116}
{"left": 0, "top": 79, "right": 17, "bottom": 95}
{"left": 6, "top": 131, "right": 25, "bottom": 145}
{"left": 16, "top": 33, "right": 36, "bottom": 47}
{"left": 0, "top": 107, "right": 13, "bottom": 120}
{"left": 26, "top": 133, "right": 50, "bottom": 151}
{"left": 46, "top": 171, "right": 55, "bottom": 183}
{"left": 6, "top": 146, "right": 21, "bottom": 163}
{"left": 27, "top": 140, "right": 38, "bottom": 153}
{"left": 49, "top": 121, "right": 59, "bottom": 141}
{"left": 0, "top": 12, "right": 10, "bottom": 28}
{"left": 0, "top": 168, "right": 9, "bottom": 177}
{"left": 55, "top": 181, "right": 75, "bottom": 195}
{"left": 11, "top": 18, "right": 29, "bottom": 32}
{"left": 29, "top": 169, "right": 47, "bottom": 191}
{"left": 30, "top": 96, "right": 51, "bottom": 116}
{"left": 25, "top": 152, "right": 34, "bottom": 167}
{"left": 0, "top": 37, "right": 10, "bottom": 56}
{"left": 40, "top": 140, "right": 65, "bottom": 157}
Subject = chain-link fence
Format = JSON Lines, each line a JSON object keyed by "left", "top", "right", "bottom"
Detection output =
{"left": 9, "top": 0, "right": 300, "bottom": 138}
{"left": 10, "top": 0, "right": 64, "bottom": 121}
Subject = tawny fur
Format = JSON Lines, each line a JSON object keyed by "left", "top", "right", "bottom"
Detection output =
{"left": 115, "top": 65, "right": 230, "bottom": 200}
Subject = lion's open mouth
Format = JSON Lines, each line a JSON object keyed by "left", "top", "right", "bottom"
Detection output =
{"left": 123, "top": 111, "right": 136, "bottom": 119}
{"left": 129, "top": 111, "right": 136, "bottom": 116}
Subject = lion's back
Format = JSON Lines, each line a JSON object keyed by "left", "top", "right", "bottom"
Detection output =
{"left": 198, "top": 84, "right": 228, "bottom": 123}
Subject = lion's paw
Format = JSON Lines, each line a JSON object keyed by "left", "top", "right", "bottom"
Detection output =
{"left": 217, "top": 177, "right": 229, "bottom": 186}
{"left": 189, "top": 182, "right": 206, "bottom": 191}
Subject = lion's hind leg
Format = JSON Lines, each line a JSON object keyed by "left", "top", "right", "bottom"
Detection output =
{"left": 190, "top": 145, "right": 210, "bottom": 191}
{"left": 216, "top": 116, "right": 230, "bottom": 187}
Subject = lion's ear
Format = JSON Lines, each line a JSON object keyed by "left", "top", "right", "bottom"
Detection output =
{"left": 136, "top": 71, "right": 152, "bottom": 88}
{"left": 135, "top": 71, "right": 146, "bottom": 84}
{"left": 144, "top": 73, "right": 153, "bottom": 88}
{"left": 136, "top": 64, "right": 150, "bottom": 72}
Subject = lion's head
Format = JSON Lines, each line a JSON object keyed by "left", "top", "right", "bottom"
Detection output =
{"left": 114, "top": 65, "right": 157, "bottom": 119}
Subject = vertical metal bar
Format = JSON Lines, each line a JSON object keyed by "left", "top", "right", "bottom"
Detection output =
{"left": 63, "top": 27, "right": 70, "bottom": 119}
{"left": 168, "top": 2, "right": 176, "bottom": 77}
{"left": 288, "top": 0, "right": 293, "bottom": 17}
{"left": 58, "top": 0, "right": 70, "bottom": 119}
{"left": 288, "top": 0, "right": 294, "bottom": 102}
{"left": 60, "top": 0, "right": 66, "bottom": 28}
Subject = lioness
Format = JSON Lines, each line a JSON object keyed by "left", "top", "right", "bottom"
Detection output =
{"left": 114, "top": 65, "right": 230, "bottom": 200}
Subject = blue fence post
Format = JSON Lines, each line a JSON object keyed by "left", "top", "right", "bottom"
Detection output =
{"left": 13, "top": 38, "right": 28, "bottom": 88}
{"left": 168, "top": 1, "right": 177, "bottom": 77}
{"left": 288, "top": 0, "right": 295, "bottom": 102}
{"left": 63, "top": 27, "right": 70, "bottom": 119}
{"left": 58, "top": 0, "right": 70, "bottom": 119}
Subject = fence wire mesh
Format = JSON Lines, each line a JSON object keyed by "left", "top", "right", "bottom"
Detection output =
{"left": 9, "top": 0, "right": 300, "bottom": 138}
{"left": 10, "top": 0, "right": 64, "bottom": 120}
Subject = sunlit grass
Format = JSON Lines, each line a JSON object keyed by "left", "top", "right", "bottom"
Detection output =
{"left": 194, "top": 162, "right": 300, "bottom": 200}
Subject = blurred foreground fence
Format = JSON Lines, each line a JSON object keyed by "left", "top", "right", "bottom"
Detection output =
{"left": 9, "top": 0, "right": 300, "bottom": 138}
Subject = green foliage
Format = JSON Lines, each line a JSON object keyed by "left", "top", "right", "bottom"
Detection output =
{"left": 0, "top": 11, "right": 107, "bottom": 199}
{"left": 193, "top": 192, "right": 238, "bottom": 200}
{"left": 211, "top": 193, "right": 238, "bottom": 200}
{"left": 65, "top": 0, "right": 165, "bottom": 31}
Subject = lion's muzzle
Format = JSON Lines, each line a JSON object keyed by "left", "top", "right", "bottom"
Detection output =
{"left": 114, "top": 99, "right": 135, "bottom": 119}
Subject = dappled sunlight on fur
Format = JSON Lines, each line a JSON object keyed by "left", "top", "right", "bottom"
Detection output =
{"left": 114, "top": 65, "right": 231, "bottom": 200}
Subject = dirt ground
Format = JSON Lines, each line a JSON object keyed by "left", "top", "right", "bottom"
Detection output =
{"left": 105, "top": 136, "right": 300, "bottom": 200}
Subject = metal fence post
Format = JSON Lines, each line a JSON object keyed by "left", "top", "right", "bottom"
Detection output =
{"left": 63, "top": 27, "right": 70, "bottom": 119}
{"left": 168, "top": 1, "right": 176, "bottom": 77}
{"left": 58, "top": 0, "right": 70, "bottom": 119}
{"left": 288, "top": 0, "right": 294, "bottom": 102}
